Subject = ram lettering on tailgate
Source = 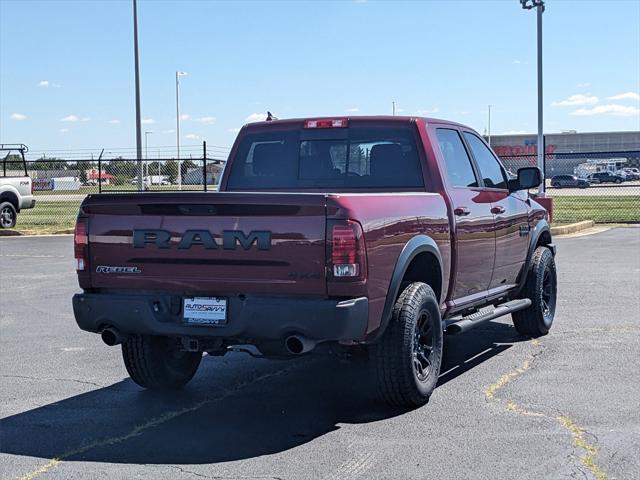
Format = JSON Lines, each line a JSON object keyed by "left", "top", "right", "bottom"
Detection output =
{"left": 132, "top": 229, "right": 272, "bottom": 250}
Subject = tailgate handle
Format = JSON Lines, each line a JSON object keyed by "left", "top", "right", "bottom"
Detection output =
{"left": 178, "top": 205, "right": 217, "bottom": 215}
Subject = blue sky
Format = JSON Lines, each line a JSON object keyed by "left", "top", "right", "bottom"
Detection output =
{"left": 1, "top": 0, "right": 639, "bottom": 157}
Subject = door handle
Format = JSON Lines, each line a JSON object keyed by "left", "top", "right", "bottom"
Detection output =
{"left": 454, "top": 206, "right": 471, "bottom": 216}
{"left": 491, "top": 205, "right": 506, "bottom": 214}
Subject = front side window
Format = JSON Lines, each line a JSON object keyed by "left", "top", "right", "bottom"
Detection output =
{"left": 435, "top": 128, "right": 478, "bottom": 187}
{"left": 463, "top": 132, "right": 508, "bottom": 189}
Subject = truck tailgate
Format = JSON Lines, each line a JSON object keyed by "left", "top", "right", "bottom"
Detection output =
{"left": 83, "top": 193, "right": 328, "bottom": 296}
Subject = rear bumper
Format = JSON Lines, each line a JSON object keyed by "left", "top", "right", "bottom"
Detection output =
{"left": 72, "top": 292, "right": 369, "bottom": 343}
{"left": 19, "top": 195, "right": 35, "bottom": 211}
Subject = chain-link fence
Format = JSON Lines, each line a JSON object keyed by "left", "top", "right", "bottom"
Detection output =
{"left": 16, "top": 149, "right": 227, "bottom": 232}
{"left": 8, "top": 145, "right": 640, "bottom": 232}
{"left": 501, "top": 150, "right": 640, "bottom": 224}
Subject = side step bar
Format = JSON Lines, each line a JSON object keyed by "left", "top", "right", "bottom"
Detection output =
{"left": 445, "top": 298, "right": 532, "bottom": 335}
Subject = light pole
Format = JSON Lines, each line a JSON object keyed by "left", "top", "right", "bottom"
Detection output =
{"left": 175, "top": 71, "right": 188, "bottom": 190}
{"left": 521, "top": 0, "right": 545, "bottom": 195}
{"left": 144, "top": 130, "right": 152, "bottom": 183}
{"left": 133, "top": 0, "right": 143, "bottom": 192}
{"left": 488, "top": 104, "right": 493, "bottom": 147}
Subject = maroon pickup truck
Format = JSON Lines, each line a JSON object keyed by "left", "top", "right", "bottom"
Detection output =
{"left": 73, "top": 116, "right": 557, "bottom": 406}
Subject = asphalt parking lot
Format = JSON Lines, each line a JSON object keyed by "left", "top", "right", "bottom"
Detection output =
{"left": 1, "top": 227, "right": 639, "bottom": 480}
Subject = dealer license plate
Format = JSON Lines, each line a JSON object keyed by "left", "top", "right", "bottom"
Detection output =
{"left": 182, "top": 297, "right": 227, "bottom": 326}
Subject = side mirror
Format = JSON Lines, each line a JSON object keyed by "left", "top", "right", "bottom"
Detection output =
{"left": 509, "top": 167, "right": 542, "bottom": 191}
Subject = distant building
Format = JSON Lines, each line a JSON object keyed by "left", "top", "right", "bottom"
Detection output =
{"left": 489, "top": 130, "right": 640, "bottom": 177}
{"left": 86, "top": 169, "right": 114, "bottom": 185}
{"left": 183, "top": 162, "right": 225, "bottom": 185}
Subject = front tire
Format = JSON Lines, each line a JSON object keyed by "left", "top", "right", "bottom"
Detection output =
{"left": 0, "top": 202, "right": 17, "bottom": 229}
{"left": 122, "top": 335, "right": 202, "bottom": 390}
{"left": 513, "top": 247, "right": 557, "bottom": 336}
{"left": 372, "top": 282, "right": 443, "bottom": 407}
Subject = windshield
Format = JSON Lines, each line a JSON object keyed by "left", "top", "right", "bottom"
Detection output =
{"left": 226, "top": 124, "right": 424, "bottom": 190}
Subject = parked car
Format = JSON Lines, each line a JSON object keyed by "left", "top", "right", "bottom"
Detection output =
{"left": 622, "top": 168, "right": 640, "bottom": 181}
{"left": 551, "top": 175, "right": 590, "bottom": 189}
{"left": 587, "top": 172, "right": 625, "bottom": 184}
{"left": 72, "top": 116, "right": 557, "bottom": 407}
{"left": 0, "top": 144, "right": 36, "bottom": 228}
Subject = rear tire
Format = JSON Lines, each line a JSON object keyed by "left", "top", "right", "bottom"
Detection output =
{"left": 513, "top": 247, "right": 557, "bottom": 337}
{"left": 0, "top": 202, "right": 17, "bottom": 229}
{"left": 372, "top": 282, "right": 443, "bottom": 407}
{"left": 122, "top": 335, "right": 202, "bottom": 390}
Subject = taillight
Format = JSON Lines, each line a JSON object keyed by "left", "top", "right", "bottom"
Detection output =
{"left": 30, "top": 179, "right": 34, "bottom": 195}
{"left": 328, "top": 219, "right": 366, "bottom": 280}
{"left": 74, "top": 218, "right": 88, "bottom": 271}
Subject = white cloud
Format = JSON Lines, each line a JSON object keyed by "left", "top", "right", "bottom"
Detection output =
{"left": 184, "top": 133, "right": 200, "bottom": 140}
{"left": 571, "top": 104, "right": 640, "bottom": 117}
{"left": 415, "top": 107, "right": 439, "bottom": 115}
{"left": 141, "top": 118, "right": 155, "bottom": 124}
{"left": 227, "top": 127, "right": 241, "bottom": 134}
{"left": 59, "top": 128, "right": 69, "bottom": 133}
{"left": 245, "top": 112, "right": 267, "bottom": 123}
{"left": 608, "top": 92, "right": 640, "bottom": 101}
{"left": 179, "top": 114, "right": 190, "bottom": 121}
{"left": 108, "top": 119, "right": 120, "bottom": 124}
{"left": 193, "top": 116, "right": 216, "bottom": 124}
{"left": 39, "top": 80, "right": 60, "bottom": 88}
{"left": 81, "top": 117, "right": 90, "bottom": 122}
{"left": 10, "top": 113, "right": 27, "bottom": 121}
{"left": 551, "top": 94, "right": 598, "bottom": 107}
{"left": 61, "top": 114, "right": 79, "bottom": 122}
{"left": 577, "top": 82, "right": 591, "bottom": 88}
{"left": 512, "top": 60, "right": 521, "bottom": 64}
{"left": 345, "top": 107, "right": 360, "bottom": 112}
{"left": 162, "top": 129, "right": 175, "bottom": 134}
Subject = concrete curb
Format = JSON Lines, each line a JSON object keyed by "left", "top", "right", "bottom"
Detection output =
{"left": 550, "top": 220, "right": 595, "bottom": 236}
{"left": 0, "top": 228, "right": 74, "bottom": 237}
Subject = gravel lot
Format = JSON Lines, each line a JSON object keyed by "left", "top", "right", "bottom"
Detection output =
{"left": 1, "top": 227, "right": 639, "bottom": 480}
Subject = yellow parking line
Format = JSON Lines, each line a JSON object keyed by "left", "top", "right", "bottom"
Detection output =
{"left": 15, "top": 367, "right": 292, "bottom": 480}
{"left": 484, "top": 340, "right": 608, "bottom": 480}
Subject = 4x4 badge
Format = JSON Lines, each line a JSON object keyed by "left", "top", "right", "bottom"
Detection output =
{"left": 519, "top": 225, "right": 531, "bottom": 237}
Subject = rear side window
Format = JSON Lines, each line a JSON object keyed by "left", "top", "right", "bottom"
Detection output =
{"left": 463, "top": 132, "right": 508, "bottom": 189}
{"left": 435, "top": 128, "right": 478, "bottom": 187}
{"left": 226, "top": 125, "right": 424, "bottom": 190}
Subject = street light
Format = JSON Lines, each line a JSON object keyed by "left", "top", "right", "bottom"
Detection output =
{"left": 521, "top": 0, "right": 545, "bottom": 195}
{"left": 144, "top": 130, "right": 153, "bottom": 183}
{"left": 133, "top": 0, "right": 143, "bottom": 192}
{"left": 176, "top": 70, "right": 188, "bottom": 190}
{"left": 488, "top": 104, "right": 493, "bottom": 147}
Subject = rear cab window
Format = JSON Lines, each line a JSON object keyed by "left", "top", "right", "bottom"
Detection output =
{"left": 226, "top": 121, "right": 425, "bottom": 191}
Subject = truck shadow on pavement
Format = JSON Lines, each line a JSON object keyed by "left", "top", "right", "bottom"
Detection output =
{"left": 1, "top": 321, "right": 526, "bottom": 466}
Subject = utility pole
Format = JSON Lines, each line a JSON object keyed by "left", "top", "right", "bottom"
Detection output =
{"left": 176, "top": 71, "right": 188, "bottom": 190}
{"left": 133, "top": 0, "right": 143, "bottom": 192}
{"left": 392, "top": 101, "right": 396, "bottom": 116}
{"left": 521, "top": 0, "right": 545, "bottom": 194}
{"left": 145, "top": 130, "right": 152, "bottom": 183}
{"left": 488, "top": 105, "right": 493, "bottom": 147}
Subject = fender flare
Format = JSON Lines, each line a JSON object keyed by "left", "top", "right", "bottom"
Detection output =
{"left": 514, "top": 219, "right": 555, "bottom": 295}
{"left": 0, "top": 188, "right": 20, "bottom": 212}
{"left": 368, "top": 235, "right": 444, "bottom": 342}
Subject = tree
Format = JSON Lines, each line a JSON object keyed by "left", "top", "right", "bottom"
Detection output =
{"left": 163, "top": 160, "right": 178, "bottom": 183}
